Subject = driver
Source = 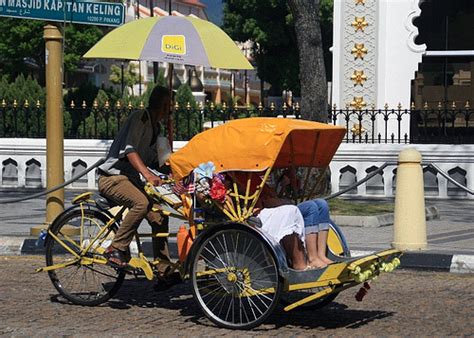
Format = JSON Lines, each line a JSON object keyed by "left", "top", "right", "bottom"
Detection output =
{"left": 97, "top": 85, "right": 172, "bottom": 275}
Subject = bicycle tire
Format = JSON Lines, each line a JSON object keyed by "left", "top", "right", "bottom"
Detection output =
{"left": 45, "top": 206, "right": 125, "bottom": 306}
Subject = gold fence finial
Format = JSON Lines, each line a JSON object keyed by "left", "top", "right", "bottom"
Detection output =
{"left": 13, "top": 99, "right": 17, "bottom": 108}
{"left": 411, "top": 102, "right": 415, "bottom": 110}
{"left": 437, "top": 101, "right": 442, "bottom": 110}
{"left": 465, "top": 100, "right": 470, "bottom": 109}
{"left": 116, "top": 100, "right": 121, "bottom": 108}
{"left": 105, "top": 100, "right": 110, "bottom": 109}
{"left": 397, "top": 103, "right": 402, "bottom": 110}
{"left": 139, "top": 101, "right": 144, "bottom": 109}
{"left": 283, "top": 102, "right": 287, "bottom": 109}
{"left": 2, "top": 99, "right": 6, "bottom": 108}
{"left": 258, "top": 102, "right": 263, "bottom": 110}
{"left": 186, "top": 102, "right": 191, "bottom": 110}
{"left": 423, "top": 101, "right": 428, "bottom": 109}
{"left": 451, "top": 101, "right": 457, "bottom": 109}
{"left": 128, "top": 101, "right": 133, "bottom": 109}
{"left": 93, "top": 100, "right": 98, "bottom": 109}
{"left": 70, "top": 100, "right": 75, "bottom": 109}
{"left": 24, "top": 99, "right": 29, "bottom": 108}
{"left": 384, "top": 103, "right": 389, "bottom": 110}
{"left": 222, "top": 101, "right": 227, "bottom": 110}
{"left": 210, "top": 101, "right": 214, "bottom": 110}
{"left": 270, "top": 101, "right": 275, "bottom": 110}
{"left": 82, "top": 100, "right": 87, "bottom": 109}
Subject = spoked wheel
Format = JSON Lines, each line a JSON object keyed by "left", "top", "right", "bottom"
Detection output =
{"left": 191, "top": 227, "right": 282, "bottom": 330}
{"left": 45, "top": 207, "right": 125, "bottom": 306}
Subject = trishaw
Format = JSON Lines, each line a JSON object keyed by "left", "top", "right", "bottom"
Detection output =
{"left": 37, "top": 118, "right": 402, "bottom": 330}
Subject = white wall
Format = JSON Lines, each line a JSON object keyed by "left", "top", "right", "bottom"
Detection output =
{"left": 1, "top": 139, "right": 472, "bottom": 199}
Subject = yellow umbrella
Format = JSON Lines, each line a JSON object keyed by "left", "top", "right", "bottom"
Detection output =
{"left": 83, "top": 16, "right": 253, "bottom": 70}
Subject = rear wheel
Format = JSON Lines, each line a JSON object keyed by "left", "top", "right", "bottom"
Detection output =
{"left": 45, "top": 207, "right": 125, "bottom": 306}
{"left": 191, "top": 227, "right": 282, "bottom": 330}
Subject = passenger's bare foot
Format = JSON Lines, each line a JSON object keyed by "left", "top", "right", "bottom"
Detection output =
{"left": 292, "top": 263, "right": 307, "bottom": 271}
{"left": 308, "top": 258, "right": 327, "bottom": 269}
{"left": 321, "top": 256, "right": 333, "bottom": 265}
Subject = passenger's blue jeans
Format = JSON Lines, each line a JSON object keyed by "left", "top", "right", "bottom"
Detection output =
{"left": 297, "top": 199, "right": 331, "bottom": 234}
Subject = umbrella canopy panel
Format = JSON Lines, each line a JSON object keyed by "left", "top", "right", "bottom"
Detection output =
{"left": 169, "top": 118, "right": 347, "bottom": 180}
{"left": 83, "top": 16, "right": 253, "bottom": 70}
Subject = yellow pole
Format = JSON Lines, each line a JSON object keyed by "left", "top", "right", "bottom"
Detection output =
{"left": 392, "top": 148, "right": 427, "bottom": 250}
{"left": 31, "top": 24, "right": 64, "bottom": 236}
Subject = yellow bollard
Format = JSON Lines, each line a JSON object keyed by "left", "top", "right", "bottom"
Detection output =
{"left": 392, "top": 148, "right": 427, "bottom": 250}
{"left": 31, "top": 25, "right": 65, "bottom": 236}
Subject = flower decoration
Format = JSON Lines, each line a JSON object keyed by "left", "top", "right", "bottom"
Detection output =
{"left": 194, "top": 162, "right": 227, "bottom": 204}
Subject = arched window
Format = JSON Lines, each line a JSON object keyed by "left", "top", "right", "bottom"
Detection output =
{"left": 339, "top": 166, "right": 357, "bottom": 194}
{"left": 366, "top": 166, "right": 384, "bottom": 195}
{"left": 447, "top": 167, "right": 467, "bottom": 197}
{"left": 71, "top": 160, "right": 88, "bottom": 188}
{"left": 25, "top": 159, "right": 42, "bottom": 188}
{"left": 2, "top": 158, "right": 18, "bottom": 186}
{"left": 423, "top": 166, "right": 439, "bottom": 196}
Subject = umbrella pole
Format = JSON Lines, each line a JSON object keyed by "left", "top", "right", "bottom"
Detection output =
{"left": 168, "top": 62, "right": 174, "bottom": 147}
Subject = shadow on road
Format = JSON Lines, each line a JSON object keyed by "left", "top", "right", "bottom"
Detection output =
{"left": 50, "top": 278, "right": 394, "bottom": 331}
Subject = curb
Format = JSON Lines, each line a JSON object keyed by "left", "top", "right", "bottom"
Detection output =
{"left": 1, "top": 236, "right": 473, "bottom": 274}
{"left": 333, "top": 206, "right": 439, "bottom": 228}
{"left": 351, "top": 250, "right": 474, "bottom": 274}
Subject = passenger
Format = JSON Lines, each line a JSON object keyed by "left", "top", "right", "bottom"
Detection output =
{"left": 278, "top": 169, "right": 334, "bottom": 268}
{"left": 254, "top": 187, "right": 307, "bottom": 271}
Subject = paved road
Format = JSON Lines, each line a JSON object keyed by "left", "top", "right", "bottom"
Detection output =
{"left": 0, "top": 256, "right": 472, "bottom": 336}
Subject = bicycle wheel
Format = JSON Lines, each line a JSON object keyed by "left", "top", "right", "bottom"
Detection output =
{"left": 45, "top": 207, "right": 125, "bottom": 306}
{"left": 191, "top": 227, "right": 282, "bottom": 330}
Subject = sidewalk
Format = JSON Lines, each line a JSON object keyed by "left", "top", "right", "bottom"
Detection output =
{"left": 0, "top": 190, "right": 473, "bottom": 273}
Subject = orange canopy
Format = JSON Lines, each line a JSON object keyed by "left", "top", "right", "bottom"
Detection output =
{"left": 169, "top": 117, "right": 346, "bottom": 180}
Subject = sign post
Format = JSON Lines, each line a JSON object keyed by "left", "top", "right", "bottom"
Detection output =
{"left": 31, "top": 24, "right": 65, "bottom": 236}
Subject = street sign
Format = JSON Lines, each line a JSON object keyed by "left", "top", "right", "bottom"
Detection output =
{"left": 0, "top": 0, "right": 125, "bottom": 26}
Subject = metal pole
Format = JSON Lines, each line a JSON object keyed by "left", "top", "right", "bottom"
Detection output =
{"left": 150, "top": 0, "right": 159, "bottom": 82}
{"left": 32, "top": 24, "right": 65, "bottom": 236}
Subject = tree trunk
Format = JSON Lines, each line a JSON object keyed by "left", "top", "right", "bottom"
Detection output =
{"left": 288, "top": 0, "right": 327, "bottom": 122}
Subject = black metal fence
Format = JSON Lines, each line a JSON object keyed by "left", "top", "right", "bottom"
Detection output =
{"left": 1, "top": 100, "right": 473, "bottom": 143}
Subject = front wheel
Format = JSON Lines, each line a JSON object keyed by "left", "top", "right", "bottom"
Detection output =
{"left": 191, "top": 227, "right": 282, "bottom": 330}
{"left": 45, "top": 206, "right": 125, "bottom": 306}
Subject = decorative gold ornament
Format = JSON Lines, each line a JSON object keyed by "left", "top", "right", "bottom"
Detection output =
{"left": 351, "top": 43, "right": 368, "bottom": 59}
{"left": 351, "top": 16, "right": 368, "bottom": 32}
{"left": 350, "top": 70, "right": 367, "bottom": 86}
{"left": 351, "top": 123, "right": 367, "bottom": 136}
{"left": 350, "top": 96, "right": 367, "bottom": 110}
{"left": 355, "top": 0, "right": 365, "bottom": 5}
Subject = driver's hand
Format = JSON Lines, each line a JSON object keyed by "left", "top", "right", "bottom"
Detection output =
{"left": 146, "top": 175, "right": 163, "bottom": 186}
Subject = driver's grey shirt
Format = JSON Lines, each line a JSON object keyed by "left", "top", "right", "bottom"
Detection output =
{"left": 99, "top": 110, "right": 159, "bottom": 184}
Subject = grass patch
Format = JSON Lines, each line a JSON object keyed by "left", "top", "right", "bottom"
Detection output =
{"left": 328, "top": 198, "right": 394, "bottom": 216}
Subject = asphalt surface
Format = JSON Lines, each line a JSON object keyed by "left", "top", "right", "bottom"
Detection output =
{"left": 0, "top": 189, "right": 473, "bottom": 272}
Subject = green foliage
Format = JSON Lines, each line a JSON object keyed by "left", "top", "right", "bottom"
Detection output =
{"left": 222, "top": 0, "right": 334, "bottom": 95}
{"left": 0, "top": 74, "right": 46, "bottom": 137}
{"left": 63, "top": 24, "right": 104, "bottom": 74}
{"left": 174, "top": 84, "right": 201, "bottom": 140}
{"left": 0, "top": 19, "right": 45, "bottom": 82}
{"left": 0, "top": 19, "right": 104, "bottom": 84}
{"left": 110, "top": 63, "right": 141, "bottom": 96}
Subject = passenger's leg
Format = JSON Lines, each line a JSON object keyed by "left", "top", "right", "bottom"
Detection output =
{"left": 313, "top": 199, "right": 333, "bottom": 264}
{"left": 280, "top": 234, "right": 306, "bottom": 270}
{"left": 298, "top": 200, "right": 327, "bottom": 268}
